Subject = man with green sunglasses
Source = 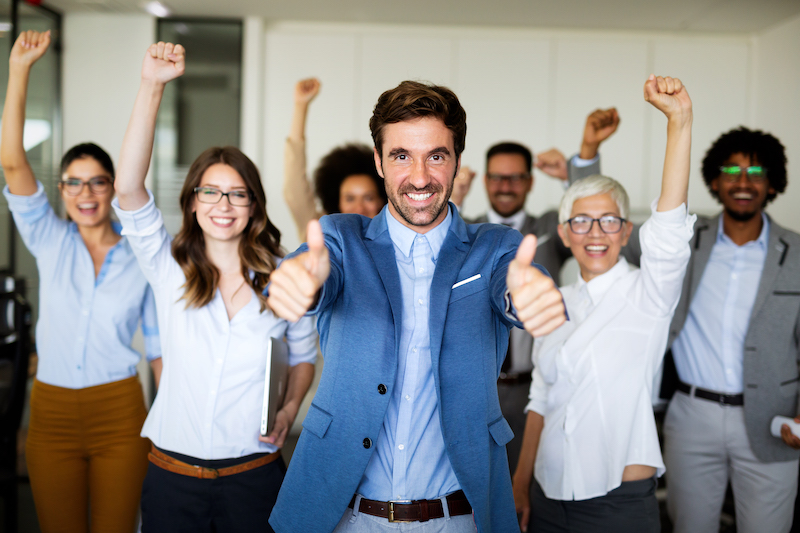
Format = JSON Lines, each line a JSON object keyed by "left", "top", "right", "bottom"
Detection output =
{"left": 660, "top": 126, "right": 800, "bottom": 533}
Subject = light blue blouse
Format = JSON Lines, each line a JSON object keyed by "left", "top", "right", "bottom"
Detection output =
{"left": 4, "top": 182, "right": 160, "bottom": 389}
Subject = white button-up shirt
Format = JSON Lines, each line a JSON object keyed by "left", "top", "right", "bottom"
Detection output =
{"left": 526, "top": 201, "right": 694, "bottom": 501}
{"left": 113, "top": 193, "right": 317, "bottom": 459}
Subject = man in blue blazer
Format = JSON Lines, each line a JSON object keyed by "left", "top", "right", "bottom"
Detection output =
{"left": 267, "top": 80, "right": 566, "bottom": 533}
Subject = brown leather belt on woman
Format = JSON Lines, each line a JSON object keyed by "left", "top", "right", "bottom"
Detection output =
{"left": 148, "top": 446, "right": 281, "bottom": 479}
{"left": 348, "top": 490, "right": 472, "bottom": 522}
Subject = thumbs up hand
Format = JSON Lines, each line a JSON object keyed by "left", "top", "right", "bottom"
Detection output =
{"left": 267, "top": 219, "right": 331, "bottom": 322}
{"left": 506, "top": 234, "right": 566, "bottom": 337}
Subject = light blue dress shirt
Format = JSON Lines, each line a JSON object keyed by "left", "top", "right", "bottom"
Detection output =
{"left": 672, "top": 213, "right": 769, "bottom": 394}
{"left": 356, "top": 206, "right": 461, "bottom": 501}
{"left": 4, "top": 182, "right": 160, "bottom": 389}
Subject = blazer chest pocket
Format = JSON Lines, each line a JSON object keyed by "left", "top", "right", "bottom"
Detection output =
{"left": 302, "top": 404, "right": 333, "bottom": 439}
{"left": 488, "top": 416, "right": 514, "bottom": 447}
{"left": 449, "top": 275, "right": 487, "bottom": 305}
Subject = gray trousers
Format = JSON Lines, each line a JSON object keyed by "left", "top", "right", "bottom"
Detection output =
{"left": 664, "top": 391, "right": 799, "bottom": 533}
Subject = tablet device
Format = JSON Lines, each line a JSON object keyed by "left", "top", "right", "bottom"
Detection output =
{"left": 260, "top": 337, "right": 290, "bottom": 437}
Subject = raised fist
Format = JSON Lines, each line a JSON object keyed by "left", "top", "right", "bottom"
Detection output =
{"left": 644, "top": 75, "right": 692, "bottom": 123}
{"left": 142, "top": 41, "right": 185, "bottom": 85}
{"left": 295, "top": 78, "right": 321, "bottom": 106}
{"left": 534, "top": 149, "right": 568, "bottom": 181}
{"left": 10, "top": 30, "right": 51, "bottom": 69}
{"left": 583, "top": 108, "right": 620, "bottom": 147}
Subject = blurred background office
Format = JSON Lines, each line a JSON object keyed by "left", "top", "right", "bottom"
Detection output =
{"left": 0, "top": 0, "right": 797, "bottom": 530}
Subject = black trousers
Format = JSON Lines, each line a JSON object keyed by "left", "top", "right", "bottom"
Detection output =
{"left": 141, "top": 448, "right": 286, "bottom": 533}
{"left": 529, "top": 477, "right": 660, "bottom": 533}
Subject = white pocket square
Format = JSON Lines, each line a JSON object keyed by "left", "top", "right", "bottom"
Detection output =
{"left": 452, "top": 274, "right": 481, "bottom": 289}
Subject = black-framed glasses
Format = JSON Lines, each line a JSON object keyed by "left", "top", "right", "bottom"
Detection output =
{"left": 719, "top": 165, "right": 767, "bottom": 183}
{"left": 566, "top": 215, "right": 627, "bottom": 234}
{"left": 193, "top": 187, "right": 253, "bottom": 206}
{"left": 59, "top": 177, "right": 113, "bottom": 196}
{"left": 486, "top": 173, "right": 531, "bottom": 184}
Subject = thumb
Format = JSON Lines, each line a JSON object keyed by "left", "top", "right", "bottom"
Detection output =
{"left": 515, "top": 234, "right": 538, "bottom": 267}
{"left": 643, "top": 73, "right": 658, "bottom": 103}
{"left": 304, "top": 219, "right": 326, "bottom": 277}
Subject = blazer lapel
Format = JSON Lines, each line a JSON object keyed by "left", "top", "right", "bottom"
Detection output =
{"left": 429, "top": 209, "right": 471, "bottom": 376}
{"left": 689, "top": 216, "right": 717, "bottom": 300}
{"left": 750, "top": 216, "right": 786, "bottom": 320}
{"left": 365, "top": 210, "right": 403, "bottom": 347}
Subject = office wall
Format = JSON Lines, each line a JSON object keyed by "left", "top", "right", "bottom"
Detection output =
{"left": 753, "top": 14, "right": 800, "bottom": 233}
{"left": 257, "top": 22, "right": 800, "bottom": 253}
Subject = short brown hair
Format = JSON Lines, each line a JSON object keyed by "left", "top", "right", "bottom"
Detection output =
{"left": 172, "top": 146, "right": 282, "bottom": 312}
{"left": 369, "top": 80, "right": 467, "bottom": 157}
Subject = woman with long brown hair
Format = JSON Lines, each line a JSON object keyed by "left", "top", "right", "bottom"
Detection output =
{"left": 112, "top": 42, "right": 317, "bottom": 532}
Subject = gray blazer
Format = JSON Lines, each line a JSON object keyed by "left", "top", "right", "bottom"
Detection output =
{"left": 666, "top": 214, "right": 800, "bottom": 463}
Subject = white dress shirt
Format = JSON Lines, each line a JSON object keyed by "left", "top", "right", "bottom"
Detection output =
{"left": 113, "top": 193, "right": 317, "bottom": 459}
{"left": 526, "top": 201, "right": 695, "bottom": 501}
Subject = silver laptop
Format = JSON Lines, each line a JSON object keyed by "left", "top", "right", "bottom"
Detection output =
{"left": 260, "top": 337, "right": 290, "bottom": 437}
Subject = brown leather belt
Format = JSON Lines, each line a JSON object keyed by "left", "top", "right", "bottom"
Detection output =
{"left": 677, "top": 381, "right": 744, "bottom": 406}
{"left": 348, "top": 490, "right": 472, "bottom": 522}
{"left": 148, "top": 446, "right": 281, "bottom": 479}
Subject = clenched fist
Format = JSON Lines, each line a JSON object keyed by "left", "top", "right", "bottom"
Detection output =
{"left": 142, "top": 41, "right": 185, "bottom": 86}
{"left": 10, "top": 30, "right": 50, "bottom": 70}
{"left": 507, "top": 234, "right": 566, "bottom": 337}
{"left": 268, "top": 219, "right": 331, "bottom": 322}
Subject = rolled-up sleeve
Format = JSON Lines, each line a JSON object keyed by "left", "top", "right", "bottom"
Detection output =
{"left": 3, "top": 182, "right": 68, "bottom": 258}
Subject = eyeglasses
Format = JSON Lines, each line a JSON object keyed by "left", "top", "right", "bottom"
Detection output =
{"left": 566, "top": 215, "right": 627, "bottom": 234}
{"left": 486, "top": 173, "right": 531, "bottom": 184}
{"left": 193, "top": 187, "right": 252, "bottom": 206}
{"left": 719, "top": 165, "right": 767, "bottom": 183}
{"left": 59, "top": 177, "right": 113, "bottom": 196}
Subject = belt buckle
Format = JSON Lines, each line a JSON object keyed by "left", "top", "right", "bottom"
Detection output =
{"left": 194, "top": 465, "right": 219, "bottom": 479}
{"left": 388, "top": 500, "right": 412, "bottom": 523}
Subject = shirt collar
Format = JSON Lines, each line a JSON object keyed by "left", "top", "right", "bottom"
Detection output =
{"left": 385, "top": 204, "right": 453, "bottom": 261}
{"left": 575, "top": 256, "right": 630, "bottom": 306}
{"left": 486, "top": 208, "right": 526, "bottom": 231}
{"left": 716, "top": 212, "right": 770, "bottom": 249}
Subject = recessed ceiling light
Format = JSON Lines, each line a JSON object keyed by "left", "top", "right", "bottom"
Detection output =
{"left": 143, "top": 1, "right": 171, "bottom": 18}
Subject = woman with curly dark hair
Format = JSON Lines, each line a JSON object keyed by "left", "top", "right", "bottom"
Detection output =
{"left": 283, "top": 78, "right": 387, "bottom": 241}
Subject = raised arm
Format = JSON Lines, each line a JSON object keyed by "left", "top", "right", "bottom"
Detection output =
{"left": 284, "top": 78, "right": 321, "bottom": 240}
{"left": 115, "top": 42, "right": 185, "bottom": 211}
{"left": 644, "top": 75, "right": 692, "bottom": 212}
{"left": 1, "top": 30, "right": 51, "bottom": 196}
{"left": 579, "top": 107, "right": 620, "bottom": 160}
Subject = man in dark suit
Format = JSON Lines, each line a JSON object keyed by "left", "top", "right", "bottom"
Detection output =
{"left": 661, "top": 127, "right": 800, "bottom": 533}
{"left": 471, "top": 109, "right": 623, "bottom": 473}
{"left": 267, "top": 80, "right": 567, "bottom": 533}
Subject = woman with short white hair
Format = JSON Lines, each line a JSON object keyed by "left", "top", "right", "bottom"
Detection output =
{"left": 512, "top": 74, "right": 695, "bottom": 532}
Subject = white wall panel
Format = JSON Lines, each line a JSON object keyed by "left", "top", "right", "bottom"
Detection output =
{"left": 263, "top": 30, "right": 359, "bottom": 250}
{"left": 454, "top": 37, "right": 551, "bottom": 220}
{"left": 553, "top": 36, "right": 649, "bottom": 211}
{"left": 650, "top": 38, "right": 750, "bottom": 217}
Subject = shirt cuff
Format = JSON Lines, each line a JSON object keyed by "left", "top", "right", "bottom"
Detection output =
{"left": 570, "top": 154, "right": 599, "bottom": 168}
{"left": 112, "top": 191, "right": 164, "bottom": 237}
{"left": 3, "top": 182, "right": 50, "bottom": 223}
{"left": 649, "top": 199, "right": 694, "bottom": 228}
{"left": 504, "top": 289, "right": 519, "bottom": 322}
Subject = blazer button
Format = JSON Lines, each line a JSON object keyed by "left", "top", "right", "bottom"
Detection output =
{"left": 363, "top": 438, "right": 372, "bottom": 449}
{"left": 378, "top": 384, "right": 387, "bottom": 395}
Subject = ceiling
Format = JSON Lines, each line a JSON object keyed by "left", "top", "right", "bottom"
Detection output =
{"left": 43, "top": 0, "right": 800, "bottom": 34}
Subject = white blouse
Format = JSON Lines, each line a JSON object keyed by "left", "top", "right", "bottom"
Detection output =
{"left": 113, "top": 193, "right": 317, "bottom": 459}
{"left": 526, "top": 200, "right": 695, "bottom": 501}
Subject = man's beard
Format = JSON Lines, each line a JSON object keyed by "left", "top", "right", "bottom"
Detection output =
{"left": 389, "top": 180, "right": 452, "bottom": 228}
{"left": 724, "top": 206, "right": 759, "bottom": 222}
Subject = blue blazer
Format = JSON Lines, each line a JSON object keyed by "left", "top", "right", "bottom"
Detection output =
{"left": 270, "top": 205, "right": 540, "bottom": 533}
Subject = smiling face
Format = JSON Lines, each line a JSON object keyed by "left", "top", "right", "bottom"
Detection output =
{"left": 191, "top": 163, "right": 253, "bottom": 244}
{"left": 60, "top": 157, "right": 114, "bottom": 227}
{"left": 557, "top": 192, "right": 632, "bottom": 282}
{"left": 339, "top": 174, "right": 383, "bottom": 218}
{"left": 485, "top": 153, "right": 533, "bottom": 217}
{"left": 374, "top": 116, "right": 459, "bottom": 233}
{"left": 711, "top": 152, "right": 775, "bottom": 222}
